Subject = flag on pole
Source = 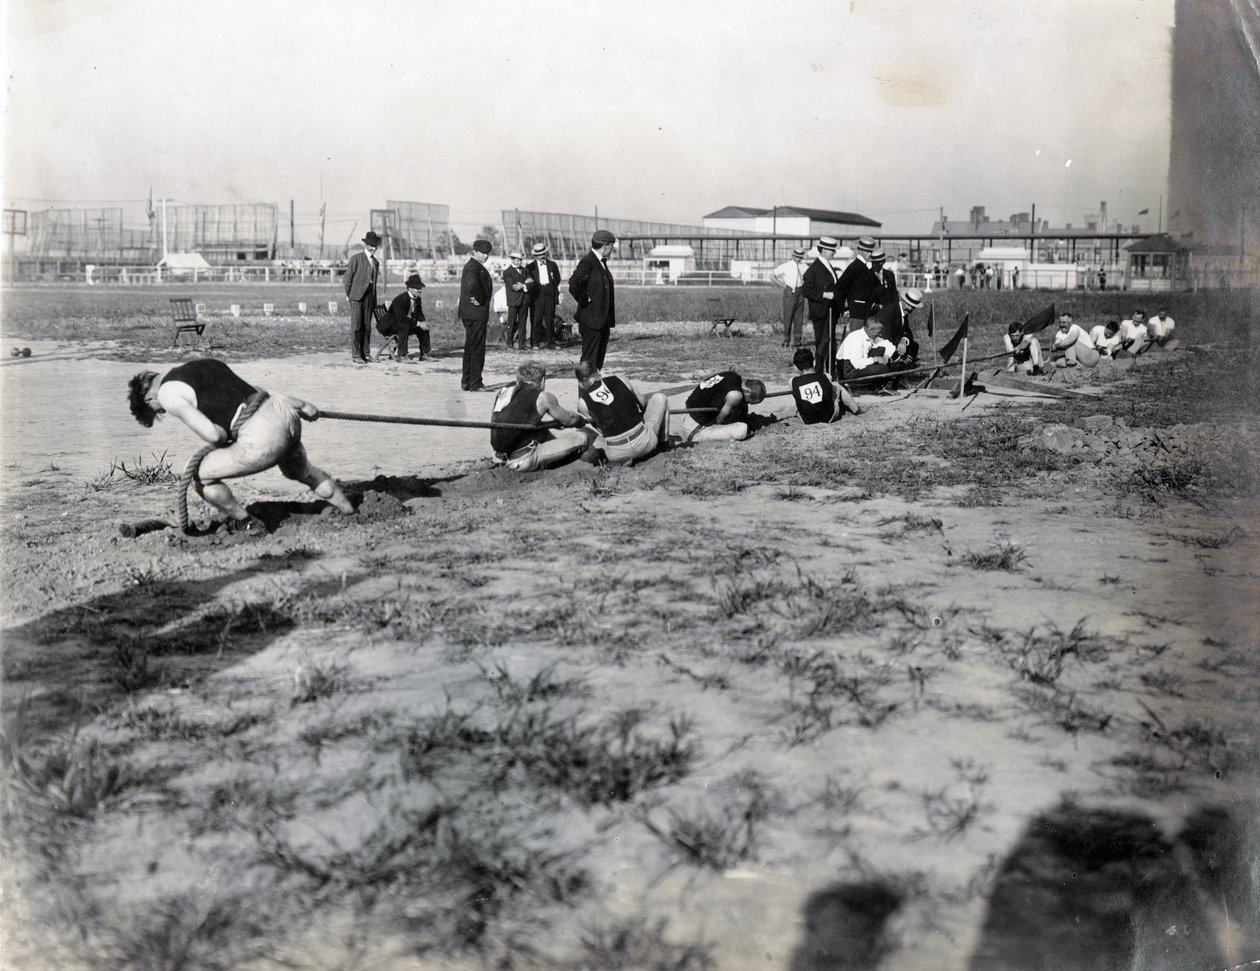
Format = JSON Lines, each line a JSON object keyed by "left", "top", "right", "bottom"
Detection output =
{"left": 145, "top": 188, "right": 155, "bottom": 223}
{"left": 925, "top": 302, "right": 935, "bottom": 338}
{"left": 939, "top": 313, "right": 969, "bottom": 363}
{"left": 1138, "top": 209, "right": 1150, "bottom": 215}
{"left": 1021, "top": 302, "right": 1057, "bottom": 334}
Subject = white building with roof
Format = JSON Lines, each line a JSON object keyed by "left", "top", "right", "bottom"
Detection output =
{"left": 702, "top": 205, "right": 881, "bottom": 238}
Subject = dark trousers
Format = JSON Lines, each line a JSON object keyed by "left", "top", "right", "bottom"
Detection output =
{"left": 579, "top": 324, "right": 609, "bottom": 370}
{"left": 531, "top": 291, "right": 557, "bottom": 346}
{"left": 782, "top": 289, "right": 806, "bottom": 344}
{"left": 349, "top": 293, "right": 374, "bottom": 360}
{"left": 462, "top": 318, "right": 487, "bottom": 389}
{"left": 839, "top": 360, "right": 910, "bottom": 394}
{"left": 505, "top": 304, "right": 529, "bottom": 348}
{"left": 813, "top": 313, "right": 834, "bottom": 378}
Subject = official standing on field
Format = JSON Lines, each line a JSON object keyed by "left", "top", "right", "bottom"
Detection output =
{"left": 833, "top": 235, "right": 881, "bottom": 336}
{"left": 458, "top": 239, "right": 494, "bottom": 391}
{"left": 527, "top": 243, "right": 561, "bottom": 348}
{"left": 568, "top": 228, "right": 617, "bottom": 369}
{"left": 772, "top": 246, "right": 809, "bottom": 347}
{"left": 344, "top": 231, "right": 381, "bottom": 363}
{"left": 502, "top": 251, "right": 532, "bottom": 350}
{"left": 801, "top": 236, "right": 841, "bottom": 377}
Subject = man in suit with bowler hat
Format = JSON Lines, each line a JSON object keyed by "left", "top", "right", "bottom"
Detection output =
{"left": 344, "top": 231, "right": 381, "bottom": 363}
{"left": 502, "top": 251, "right": 533, "bottom": 350}
{"left": 459, "top": 240, "right": 494, "bottom": 391}
{"left": 568, "top": 228, "right": 617, "bottom": 369}
{"left": 380, "top": 273, "right": 429, "bottom": 361}
{"left": 527, "top": 242, "right": 562, "bottom": 348}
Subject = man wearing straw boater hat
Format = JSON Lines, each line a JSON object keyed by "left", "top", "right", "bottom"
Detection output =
{"left": 833, "top": 235, "right": 882, "bottom": 336}
{"left": 772, "top": 245, "right": 809, "bottom": 348}
{"left": 871, "top": 287, "right": 923, "bottom": 366}
{"left": 344, "top": 230, "right": 382, "bottom": 363}
{"left": 801, "top": 236, "right": 842, "bottom": 377}
{"left": 527, "top": 242, "right": 562, "bottom": 349}
{"left": 870, "top": 247, "right": 899, "bottom": 315}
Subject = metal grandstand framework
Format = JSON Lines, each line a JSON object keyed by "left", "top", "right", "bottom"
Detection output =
{"left": 502, "top": 210, "right": 753, "bottom": 263}
{"left": 164, "top": 203, "right": 279, "bottom": 262}
{"left": 29, "top": 207, "right": 152, "bottom": 260}
{"left": 374, "top": 201, "right": 452, "bottom": 259}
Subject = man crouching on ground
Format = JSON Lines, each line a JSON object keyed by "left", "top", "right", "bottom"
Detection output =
{"left": 128, "top": 359, "right": 356, "bottom": 533}
{"left": 574, "top": 361, "right": 668, "bottom": 465}
{"left": 491, "top": 361, "right": 594, "bottom": 471}
{"left": 679, "top": 370, "right": 766, "bottom": 442}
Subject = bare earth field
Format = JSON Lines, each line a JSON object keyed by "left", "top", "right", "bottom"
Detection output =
{"left": 1, "top": 285, "right": 1258, "bottom": 971}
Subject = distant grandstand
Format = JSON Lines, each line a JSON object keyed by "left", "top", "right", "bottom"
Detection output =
{"left": 163, "top": 204, "right": 279, "bottom": 263}
{"left": 29, "top": 207, "right": 153, "bottom": 261}
{"left": 502, "top": 210, "right": 750, "bottom": 263}
{"left": 372, "top": 201, "right": 453, "bottom": 259}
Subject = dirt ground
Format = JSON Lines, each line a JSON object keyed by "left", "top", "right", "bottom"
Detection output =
{"left": 1, "top": 315, "right": 1258, "bottom": 971}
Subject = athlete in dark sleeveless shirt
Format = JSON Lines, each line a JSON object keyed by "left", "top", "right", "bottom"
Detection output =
{"left": 489, "top": 361, "right": 593, "bottom": 472}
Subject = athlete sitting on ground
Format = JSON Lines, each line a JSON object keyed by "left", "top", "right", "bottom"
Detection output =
{"left": 127, "top": 359, "right": 356, "bottom": 534}
{"left": 679, "top": 370, "right": 766, "bottom": 442}
{"left": 1119, "top": 309, "right": 1152, "bottom": 355}
{"left": 1003, "top": 320, "right": 1050, "bottom": 374}
{"left": 1051, "top": 311, "right": 1100, "bottom": 367}
{"left": 790, "top": 347, "right": 861, "bottom": 423}
{"left": 490, "top": 361, "right": 594, "bottom": 471}
{"left": 1147, "top": 308, "right": 1176, "bottom": 346}
{"left": 574, "top": 361, "right": 668, "bottom": 465}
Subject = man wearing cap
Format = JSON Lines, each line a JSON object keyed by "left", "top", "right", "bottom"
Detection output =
{"left": 458, "top": 240, "right": 495, "bottom": 391}
{"left": 343, "top": 231, "right": 381, "bottom": 363}
{"left": 379, "top": 273, "right": 429, "bottom": 361}
{"left": 801, "top": 236, "right": 842, "bottom": 378}
{"left": 502, "top": 251, "right": 533, "bottom": 351}
{"left": 871, "top": 248, "right": 899, "bottom": 315}
{"left": 568, "top": 229, "right": 617, "bottom": 369}
{"left": 871, "top": 288, "right": 922, "bottom": 366}
{"left": 833, "top": 235, "right": 882, "bottom": 336}
{"left": 772, "top": 246, "right": 809, "bottom": 347}
{"left": 527, "top": 243, "right": 562, "bottom": 349}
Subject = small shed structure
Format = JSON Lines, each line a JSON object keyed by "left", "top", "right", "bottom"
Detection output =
{"left": 645, "top": 244, "right": 695, "bottom": 283}
{"left": 1125, "top": 234, "right": 1190, "bottom": 291}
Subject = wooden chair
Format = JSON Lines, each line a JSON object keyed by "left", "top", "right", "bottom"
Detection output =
{"left": 372, "top": 305, "right": 399, "bottom": 361}
{"left": 707, "top": 297, "right": 735, "bottom": 337}
{"left": 170, "top": 298, "right": 205, "bottom": 347}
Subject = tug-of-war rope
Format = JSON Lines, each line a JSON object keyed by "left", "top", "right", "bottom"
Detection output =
{"left": 125, "top": 346, "right": 1028, "bottom": 538}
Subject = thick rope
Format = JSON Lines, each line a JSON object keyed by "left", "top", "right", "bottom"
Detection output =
{"left": 178, "top": 390, "right": 270, "bottom": 533}
{"left": 319, "top": 410, "right": 572, "bottom": 431}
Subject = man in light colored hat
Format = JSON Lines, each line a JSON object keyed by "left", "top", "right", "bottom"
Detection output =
{"left": 870, "top": 247, "right": 899, "bottom": 314}
{"left": 527, "top": 242, "right": 562, "bottom": 349}
{"left": 801, "top": 236, "right": 842, "bottom": 377}
{"left": 343, "top": 230, "right": 382, "bottom": 363}
{"left": 458, "top": 239, "right": 494, "bottom": 391}
{"left": 833, "top": 235, "right": 882, "bottom": 337}
{"left": 772, "top": 245, "right": 809, "bottom": 347}
{"left": 568, "top": 228, "right": 617, "bottom": 369}
{"left": 871, "top": 287, "right": 923, "bottom": 366}
{"left": 502, "top": 250, "right": 532, "bottom": 350}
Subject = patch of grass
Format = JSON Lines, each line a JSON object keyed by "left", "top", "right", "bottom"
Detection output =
{"left": 290, "top": 656, "right": 352, "bottom": 705}
{"left": 7, "top": 737, "right": 147, "bottom": 826}
{"left": 1161, "top": 525, "right": 1249, "bottom": 548}
{"left": 957, "top": 537, "right": 1029, "bottom": 572}
{"left": 577, "top": 916, "right": 714, "bottom": 971}
{"left": 482, "top": 661, "right": 586, "bottom": 705}
{"left": 104, "top": 893, "right": 261, "bottom": 971}
{"left": 997, "top": 619, "right": 1106, "bottom": 686}
{"left": 642, "top": 772, "right": 773, "bottom": 871}
{"left": 111, "top": 636, "right": 160, "bottom": 692}
{"left": 297, "top": 711, "right": 394, "bottom": 750}
{"left": 915, "top": 758, "right": 992, "bottom": 842}
{"left": 1139, "top": 668, "right": 1188, "bottom": 697}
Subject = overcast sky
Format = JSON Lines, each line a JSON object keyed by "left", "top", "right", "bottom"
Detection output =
{"left": 3, "top": 0, "right": 1176, "bottom": 242}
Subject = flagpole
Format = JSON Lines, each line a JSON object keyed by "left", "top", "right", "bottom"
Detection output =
{"left": 958, "top": 336, "right": 969, "bottom": 408}
{"left": 930, "top": 304, "right": 938, "bottom": 362}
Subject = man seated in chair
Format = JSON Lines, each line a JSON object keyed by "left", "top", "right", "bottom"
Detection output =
{"left": 790, "top": 348, "right": 861, "bottom": 423}
{"left": 490, "top": 361, "right": 594, "bottom": 472}
{"left": 574, "top": 361, "right": 669, "bottom": 465}
{"left": 379, "top": 273, "right": 430, "bottom": 361}
{"left": 836, "top": 317, "right": 913, "bottom": 394}
{"left": 678, "top": 370, "right": 766, "bottom": 442}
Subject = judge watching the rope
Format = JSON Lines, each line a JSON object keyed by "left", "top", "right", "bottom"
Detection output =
{"left": 679, "top": 370, "right": 766, "bottom": 443}
{"left": 573, "top": 361, "right": 669, "bottom": 466}
{"left": 127, "top": 359, "right": 356, "bottom": 534}
{"left": 490, "top": 361, "right": 594, "bottom": 472}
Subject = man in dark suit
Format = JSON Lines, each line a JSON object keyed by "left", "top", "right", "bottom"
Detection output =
{"left": 379, "top": 273, "right": 429, "bottom": 361}
{"left": 870, "top": 247, "right": 899, "bottom": 316}
{"left": 502, "top": 251, "right": 532, "bottom": 350}
{"left": 833, "top": 235, "right": 882, "bottom": 343}
{"left": 871, "top": 287, "right": 922, "bottom": 365}
{"left": 568, "top": 228, "right": 617, "bottom": 369}
{"left": 527, "top": 242, "right": 561, "bottom": 348}
{"left": 800, "top": 236, "right": 840, "bottom": 378}
{"left": 343, "top": 231, "right": 381, "bottom": 363}
{"left": 458, "top": 240, "right": 494, "bottom": 391}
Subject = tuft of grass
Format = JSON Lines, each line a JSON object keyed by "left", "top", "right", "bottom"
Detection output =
{"left": 957, "top": 537, "right": 1029, "bottom": 572}
{"left": 290, "top": 657, "right": 351, "bottom": 705}
{"left": 915, "top": 758, "right": 992, "bottom": 842}
{"left": 8, "top": 737, "right": 145, "bottom": 823}
{"left": 482, "top": 661, "right": 585, "bottom": 705}
{"left": 577, "top": 916, "right": 714, "bottom": 971}
{"left": 642, "top": 772, "right": 773, "bottom": 871}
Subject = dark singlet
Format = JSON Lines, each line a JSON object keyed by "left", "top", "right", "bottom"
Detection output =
{"left": 490, "top": 385, "right": 545, "bottom": 454}
{"left": 685, "top": 371, "right": 744, "bottom": 427}
{"left": 791, "top": 372, "right": 837, "bottom": 424}
{"left": 578, "top": 376, "right": 642, "bottom": 436}
{"left": 160, "top": 359, "right": 256, "bottom": 431}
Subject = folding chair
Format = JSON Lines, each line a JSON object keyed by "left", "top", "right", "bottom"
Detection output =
{"left": 371, "top": 305, "right": 399, "bottom": 361}
{"left": 707, "top": 297, "right": 735, "bottom": 337}
{"left": 170, "top": 298, "right": 205, "bottom": 347}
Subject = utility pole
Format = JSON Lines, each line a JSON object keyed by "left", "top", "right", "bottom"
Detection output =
{"left": 318, "top": 204, "right": 326, "bottom": 260}
{"left": 290, "top": 200, "right": 295, "bottom": 251}
{"left": 1158, "top": 195, "right": 1163, "bottom": 234}
{"left": 1030, "top": 203, "right": 1036, "bottom": 262}
{"left": 161, "top": 198, "right": 169, "bottom": 259}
